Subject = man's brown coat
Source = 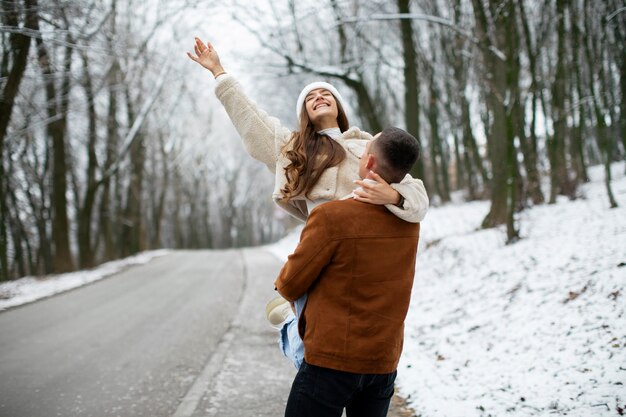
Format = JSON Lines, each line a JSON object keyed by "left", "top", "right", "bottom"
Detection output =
{"left": 275, "top": 198, "right": 420, "bottom": 374}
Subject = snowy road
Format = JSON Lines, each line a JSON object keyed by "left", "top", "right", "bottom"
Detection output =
{"left": 0, "top": 249, "right": 295, "bottom": 417}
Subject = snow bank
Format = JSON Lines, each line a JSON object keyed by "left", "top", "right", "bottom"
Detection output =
{"left": 0, "top": 250, "right": 170, "bottom": 311}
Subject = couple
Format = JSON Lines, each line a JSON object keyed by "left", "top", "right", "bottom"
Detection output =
{"left": 188, "top": 37, "right": 427, "bottom": 417}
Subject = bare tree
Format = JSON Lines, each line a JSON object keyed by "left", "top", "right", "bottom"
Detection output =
{"left": 549, "top": 0, "right": 576, "bottom": 203}
{"left": 33, "top": 4, "right": 75, "bottom": 272}
{"left": 397, "top": 0, "right": 425, "bottom": 183}
{"left": 517, "top": 0, "right": 547, "bottom": 204}
{"left": 0, "top": 0, "right": 38, "bottom": 280}
{"left": 581, "top": 0, "right": 618, "bottom": 208}
{"left": 470, "top": 0, "right": 519, "bottom": 242}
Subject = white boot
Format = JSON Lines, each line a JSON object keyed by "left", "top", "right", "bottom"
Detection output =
{"left": 265, "top": 296, "right": 293, "bottom": 329}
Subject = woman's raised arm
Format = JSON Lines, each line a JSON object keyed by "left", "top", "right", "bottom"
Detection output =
{"left": 187, "top": 37, "right": 292, "bottom": 170}
{"left": 187, "top": 37, "right": 226, "bottom": 78}
{"left": 354, "top": 172, "right": 429, "bottom": 223}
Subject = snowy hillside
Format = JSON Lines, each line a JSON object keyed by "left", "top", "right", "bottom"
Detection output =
{"left": 268, "top": 162, "right": 625, "bottom": 417}
{"left": 394, "top": 163, "right": 625, "bottom": 417}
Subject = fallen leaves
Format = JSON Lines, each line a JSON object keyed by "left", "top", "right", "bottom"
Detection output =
{"left": 564, "top": 282, "right": 590, "bottom": 303}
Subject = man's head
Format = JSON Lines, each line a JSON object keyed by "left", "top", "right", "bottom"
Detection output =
{"left": 359, "top": 127, "right": 420, "bottom": 183}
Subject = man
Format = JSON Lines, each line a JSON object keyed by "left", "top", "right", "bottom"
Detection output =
{"left": 274, "top": 126, "right": 422, "bottom": 417}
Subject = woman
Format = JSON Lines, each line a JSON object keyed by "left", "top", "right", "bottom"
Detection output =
{"left": 187, "top": 37, "right": 429, "bottom": 368}
{"left": 187, "top": 37, "right": 428, "bottom": 222}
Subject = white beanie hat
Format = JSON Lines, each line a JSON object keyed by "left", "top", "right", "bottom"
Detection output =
{"left": 295, "top": 81, "right": 345, "bottom": 121}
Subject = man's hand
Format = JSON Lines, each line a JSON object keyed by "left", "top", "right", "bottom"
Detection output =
{"left": 353, "top": 171, "right": 402, "bottom": 206}
{"left": 187, "top": 37, "right": 225, "bottom": 77}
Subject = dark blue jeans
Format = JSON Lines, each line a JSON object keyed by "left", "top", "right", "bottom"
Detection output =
{"left": 284, "top": 361, "right": 397, "bottom": 417}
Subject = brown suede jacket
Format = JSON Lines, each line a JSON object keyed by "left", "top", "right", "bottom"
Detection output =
{"left": 274, "top": 198, "right": 420, "bottom": 374}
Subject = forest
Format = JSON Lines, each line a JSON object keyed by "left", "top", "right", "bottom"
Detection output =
{"left": 1, "top": 0, "right": 624, "bottom": 281}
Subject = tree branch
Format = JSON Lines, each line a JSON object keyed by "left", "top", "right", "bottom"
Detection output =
{"left": 336, "top": 13, "right": 506, "bottom": 61}
{"left": 97, "top": 61, "right": 172, "bottom": 185}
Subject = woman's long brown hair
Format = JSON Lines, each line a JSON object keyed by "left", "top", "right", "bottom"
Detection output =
{"left": 281, "top": 99, "right": 349, "bottom": 201}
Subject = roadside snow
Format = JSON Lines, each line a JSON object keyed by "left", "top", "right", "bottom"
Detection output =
{"left": 265, "top": 224, "right": 303, "bottom": 262}
{"left": 266, "top": 162, "right": 626, "bottom": 417}
{"left": 0, "top": 250, "right": 170, "bottom": 311}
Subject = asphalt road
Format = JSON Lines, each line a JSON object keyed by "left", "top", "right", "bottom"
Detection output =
{"left": 0, "top": 249, "right": 415, "bottom": 417}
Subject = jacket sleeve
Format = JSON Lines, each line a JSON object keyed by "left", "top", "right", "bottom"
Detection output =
{"left": 386, "top": 175, "right": 429, "bottom": 223}
{"left": 215, "top": 75, "right": 292, "bottom": 173}
{"left": 274, "top": 206, "right": 338, "bottom": 301}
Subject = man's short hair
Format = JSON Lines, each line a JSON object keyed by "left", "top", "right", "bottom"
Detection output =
{"left": 371, "top": 127, "right": 420, "bottom": 184}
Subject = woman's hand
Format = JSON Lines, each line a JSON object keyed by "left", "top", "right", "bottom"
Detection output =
{"left": 187, "top": 37, "right": 225, "bottom": 77}
{"left": 353, "top": 171, "right": 402, "bottom": 206}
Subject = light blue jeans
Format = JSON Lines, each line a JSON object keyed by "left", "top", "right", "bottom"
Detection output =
{"left": 278, "top": 294, "right": 307, "bottom": 369}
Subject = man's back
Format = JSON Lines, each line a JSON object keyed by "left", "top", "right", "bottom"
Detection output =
{"left": 276, "top": 198, "right": 420, "bottom": 374}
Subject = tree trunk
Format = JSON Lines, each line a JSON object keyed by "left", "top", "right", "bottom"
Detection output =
{"left": 77, "top": 52, "right": 99, "bottom": 268}
{"left": 616, "top": 2, "right": 626, "bottom": 164}
{"left": 449, "top": 0, "right": 483, "bottom": 200}
{"left": 7, "top": 173, "right": 32, "bottom": 277}
{"left": 461, "top": 121, "right": 478, "bottom": 199}
{"left": 172, "top": 168, "right": 184, "bottom": 248}
{"left": 120, "top": 89, "right": 146, "bottom": 257}
{"left": 99, "top": 91, "right": 118, "bottom": 261}
{"left": 31, "top": 196, "right": 52, "bottom": 275}
{"left": 461, "top": 97, "right": 488, "bottom": 198}
{"left": 591, "top": 76, "right": 618, "bottom": 209}
{"left": 99, "top": 3, "right": 119, "bottom": 261}
{"left": 582, "top": 0, "right": 618, "bottom": 208}
{"left": 0, "top": 0, "right": 36, "bottom": 145}
{"left": 35, "top": 18, "right": 74, "bottom": 273}
{"left": 570, "top": 5, "right": 589, "bottom": 183}
{"left": 472, "top": 0, "right": 512, "bottom": 229}
{"left": 397, "top": 0, "right": 425, "bottom": 183}
{"left": 342, "top": 75, "right": 383, "bottom": 134}
{"left": 329, "top": 0, "right": 348, "bottom": 63}
{"left": 452, "top": 133, "right": 464, "bottom": 190}
{"left": 428, "top": 73, "right": 450, "bottom": 203}
{"left": 327, "top": 0, "right": 385, "bottom": 134}
{"left": 619, "top": 39, "right": 626, "bottom": 166}
{"left": 0, "top": 0, "right": 37, "bottom": 281}
{"left": 150, "top": 135, "right": 168, "bottom": 248}
{"left": 504, "top": 0, "right": 521, "bottom": 242}
{"left": 517, "top": 0, "right": 545, "bottom": 204}
{"left": 549, "top": 0, "right": 575, "bottom": 204}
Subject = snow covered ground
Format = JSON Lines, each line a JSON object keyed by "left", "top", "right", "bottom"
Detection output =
{"left": 1, "top": 162, "right": 624, "bottom": 416}
{"left": 268, "top": 162, "right": 626, "bottom": 417}
{"left": 393, "top": 163, "right": 625, "bottom": 417}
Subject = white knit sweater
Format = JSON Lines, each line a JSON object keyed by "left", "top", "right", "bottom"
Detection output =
{"left": 214, "top": 74, "right": 429, "bottom": 222}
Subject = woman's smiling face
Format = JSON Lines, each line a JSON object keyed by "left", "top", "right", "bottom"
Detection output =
{"left": 304, "top": 88, "right": 339, "bottom": 128}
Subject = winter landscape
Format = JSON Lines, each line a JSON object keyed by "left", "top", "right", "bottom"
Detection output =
{"left": 1, "top": 1, "right": 624, "bottom": 416}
